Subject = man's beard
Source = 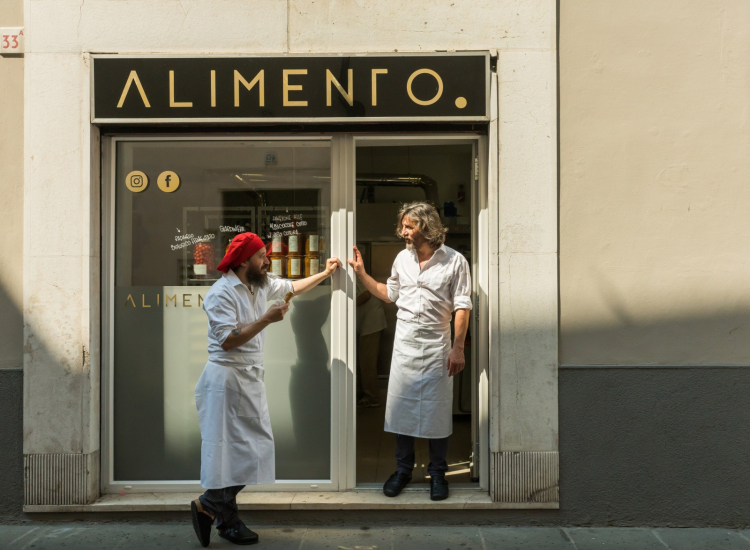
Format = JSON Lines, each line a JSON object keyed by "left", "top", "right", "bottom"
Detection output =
{"left": 246, "top": 265, "right": 269, "bottom": 288}
{"left": 405, "top": 241, "right": 414, "bottom": 250}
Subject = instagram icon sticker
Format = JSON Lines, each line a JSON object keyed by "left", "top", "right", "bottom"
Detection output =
{"left": 125, "top": 170, "right": 148, "bottom": 193}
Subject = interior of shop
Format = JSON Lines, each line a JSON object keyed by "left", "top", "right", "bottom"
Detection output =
{"left": 354, "top": 142, "right": 476, "bottom": 486}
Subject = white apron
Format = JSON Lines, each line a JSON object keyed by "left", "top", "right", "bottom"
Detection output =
{"left": 195, "top": 361, "right": 275, "bottom": 488}
{"left": 384, "top": 320, "right": 453, "bottom": 438}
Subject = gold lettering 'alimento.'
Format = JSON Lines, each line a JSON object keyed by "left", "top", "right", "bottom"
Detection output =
{"left": 326, "top": 69, "right": 353, "bottom": 107}
{"left": 283, "top": 69, "right": 308, "bottom": 107}
{"left": 234, "top": 70, "right": 265, "bottom": 107}
{"left": 406, "top": 68, "right": 444, "bottom": 106}
{"left": 169, "top": 70, "right": 193, "bottom": 108}
{"left": 117, "top": 71, "right": 151, "bottom": 108}
{"left": 115, "top": 67, "right": 451, "bottom": 111}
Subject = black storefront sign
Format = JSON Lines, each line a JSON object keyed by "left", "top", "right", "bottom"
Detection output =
{"left": 92, "top": 54, "right": 488, "bottom": 122}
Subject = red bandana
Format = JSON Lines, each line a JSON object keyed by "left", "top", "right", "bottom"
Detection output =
{"left": 216, "top": 232, "right": 266, "bottom": 273}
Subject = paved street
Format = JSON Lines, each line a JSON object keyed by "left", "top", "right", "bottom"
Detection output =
{"left": 0, "top": 523, "right": 749, "bottom": 549}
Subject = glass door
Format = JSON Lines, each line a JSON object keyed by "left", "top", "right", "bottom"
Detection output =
{"left": 103, "top": 137, "right": 344, "bottom": 492}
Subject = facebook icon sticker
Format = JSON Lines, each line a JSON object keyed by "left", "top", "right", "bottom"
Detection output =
{"left": 157, "top": 171, "right": 180, "bottom": 193}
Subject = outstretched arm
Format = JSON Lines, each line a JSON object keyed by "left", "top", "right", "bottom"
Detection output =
{"left": 346, "top": 246, "right": 391, "bottom": 303}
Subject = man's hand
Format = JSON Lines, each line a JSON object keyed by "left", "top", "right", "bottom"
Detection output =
{"left": 347, "top": 246, "right": 367, "bottom": 277}
{"left": 447, "top": 346, "right": 465, "bottom": 377}
{"left": 324, "top": 257, "right": 343, "bottom": 276}
{"left": 263, "top": 302, "right": 289, "bottom": 324}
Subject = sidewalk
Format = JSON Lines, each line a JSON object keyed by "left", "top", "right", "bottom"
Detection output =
{"left": 1, "top": 523, "right": 749, "bottom": 549}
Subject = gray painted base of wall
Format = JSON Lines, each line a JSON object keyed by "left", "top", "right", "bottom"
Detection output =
{"left": 4, "top": 367, "right": 749, "bottom": 526}
{"left": 0, "top": 370, "right": 23, "bottom": 522}
{"left": 557, "top": 366, "right": 750, "bottom": 527}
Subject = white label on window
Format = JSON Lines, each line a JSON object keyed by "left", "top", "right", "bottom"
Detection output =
{"left": 308, "top": 235, "right": 319, "bottom": 252}
{"left": 290, "top": 258, "right": 301, "bottom": 276}
{"left": 288, "top": 235, "right": 299, "bottom": 253}
{"left": 271, "top": 258, "right": 282, "bottom": 275}
{"left": 193, "top": 264, "right": 207, "bottom": 275}
{"left": 309, "top": 258, "right": 319, "bottom": 275}
{"left": 272, "top": 236, "right": 282, "bottom": 253}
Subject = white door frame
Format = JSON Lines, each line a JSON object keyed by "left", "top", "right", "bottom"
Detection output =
{"left": 347, "top": 134, "right": 490, "bottom": 491}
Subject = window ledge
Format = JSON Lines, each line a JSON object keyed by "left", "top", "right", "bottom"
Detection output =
{"left": 24, "top": 490, "right": 559, "bottom": 512}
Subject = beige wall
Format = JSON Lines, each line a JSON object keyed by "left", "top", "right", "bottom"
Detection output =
{"left": 559, "top": 1, "right": 750, "bottom": 365}
{"left": 0, "top": 0, "right": 23, "bottom": 369}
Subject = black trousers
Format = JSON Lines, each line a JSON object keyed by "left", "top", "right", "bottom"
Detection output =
{"left": 395, "top": 434, "right": 450, "bottom": 478}
{"left": 199, "top": 485, "right": 244, "bottom": 529}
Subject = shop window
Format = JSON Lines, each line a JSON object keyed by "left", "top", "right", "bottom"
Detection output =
{"left": 112, "top": 140, "right": 332, "bottom": 482}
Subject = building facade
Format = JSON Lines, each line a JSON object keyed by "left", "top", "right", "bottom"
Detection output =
{"left": 0, "top": 0, "right": 748, "bottom": 526}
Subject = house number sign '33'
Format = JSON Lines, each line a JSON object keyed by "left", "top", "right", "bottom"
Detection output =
{"left": 91, "top": 53, "right": 489, "bottom": 123}
{"left": 0, "top": 28, "right": 23, "bottom": 54}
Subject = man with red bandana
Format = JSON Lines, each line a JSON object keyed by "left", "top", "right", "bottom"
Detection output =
{"left": 191, "top": 232, "right": 341, "bottom": 547}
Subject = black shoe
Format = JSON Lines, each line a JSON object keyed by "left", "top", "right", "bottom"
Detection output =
{"left": 383, "top": 471, "right": 412, "bottom": 497}
{"left": 190, "top": 499, "right": 213, "bottom": 548}
{"left": 218, "top": 519, "right": 259, "bottom": 545}
{"left": 430, "top": 475, "right": 449, "bottom": 501}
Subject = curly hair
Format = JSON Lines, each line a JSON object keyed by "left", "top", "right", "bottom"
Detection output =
{"left": 396, "top": 201, "right": 448, "bottom": 248}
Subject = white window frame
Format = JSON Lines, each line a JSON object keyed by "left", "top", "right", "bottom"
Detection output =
{"left": 101, "top": 133, "right": 490, "bottom": 495}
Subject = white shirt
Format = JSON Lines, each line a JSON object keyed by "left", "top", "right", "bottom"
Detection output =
{"left": 356, "top": 281, "right": 388, "bottom": 336}
{"left": 386, "top": 244, "right": 472, "bottom": 327}
{"left": 202, "top": 269, "right": 293, "bottom": 367}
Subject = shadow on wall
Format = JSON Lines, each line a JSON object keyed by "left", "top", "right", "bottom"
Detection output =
{"left": 561, "top": 308, "right": 750, "bottom": 365}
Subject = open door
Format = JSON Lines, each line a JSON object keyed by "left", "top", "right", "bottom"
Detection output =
{"left": 351, "top": 136, "right": 487, "bottom": 489}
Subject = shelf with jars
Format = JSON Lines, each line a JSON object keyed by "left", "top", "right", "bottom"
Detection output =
{"left": 259, "top": 205, "right": 329, "bottom": 283}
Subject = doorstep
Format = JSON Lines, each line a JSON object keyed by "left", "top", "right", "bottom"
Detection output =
{"left": 23, "top": 490, "right": 559, "bottom": 512}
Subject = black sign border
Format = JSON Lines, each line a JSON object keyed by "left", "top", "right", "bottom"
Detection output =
{"left": 91, "top": 52, "right": 490, "bottom": 124}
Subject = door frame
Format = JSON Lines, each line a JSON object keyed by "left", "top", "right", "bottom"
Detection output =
{"left": 347, "top": 134, "right": 490, "bottom": 491}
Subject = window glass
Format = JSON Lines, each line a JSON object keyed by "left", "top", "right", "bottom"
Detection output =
{"left": 113, "top": 140, "right": 332, "bottom": 482}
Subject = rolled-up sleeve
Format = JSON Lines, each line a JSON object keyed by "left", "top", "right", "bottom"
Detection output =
{"left": 266, "top": 274, "right": 294, "bottom": 302}
{"left": 203, "top": 292, "right": 238, "bottom": 345}
{"left": 386, "top": 260, "right": 401, "bottom": 303}
{"left": 450, "top": 256, "right": 473, "bottom": 311}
